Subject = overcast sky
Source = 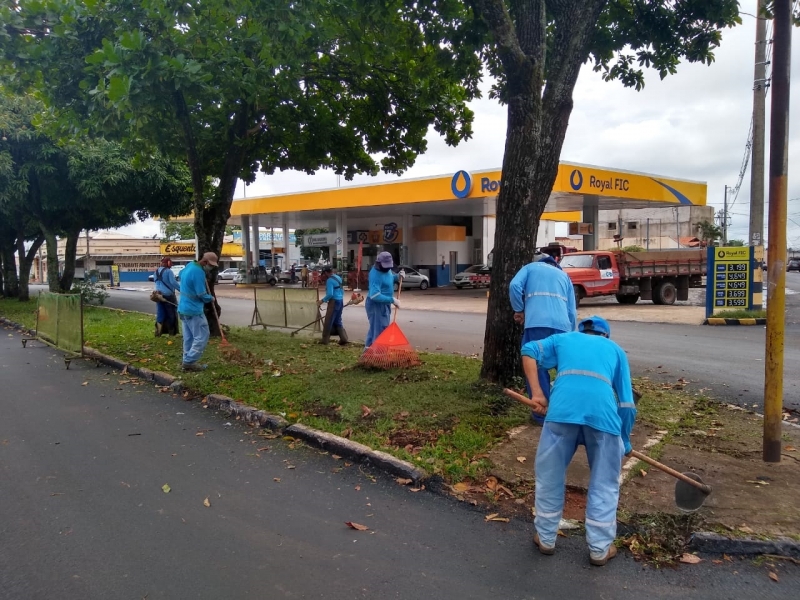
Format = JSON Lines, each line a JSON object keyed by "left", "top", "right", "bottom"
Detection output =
{"left": 119, "top": 1, "right": 800, "bottom": 250}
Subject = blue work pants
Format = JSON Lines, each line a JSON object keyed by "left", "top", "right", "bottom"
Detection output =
{"left": 326, "top": 300, "right": 344, "bottom": 332}
{"left": 534, "top": 422, "right": 625, "bottom": 557}
{"left": 180, "top": 313, "right": 210, "bottom": 365}
{"left": 365, "top": 298, "right": 391, "bottom": 348}
{"left": 522, "top": 327, "right": 563, "bottom": 423}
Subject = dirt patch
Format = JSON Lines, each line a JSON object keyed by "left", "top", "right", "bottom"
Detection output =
{"left": 620, "top": 403, "right": 800, "bottom": 538}
{"left": 389, "top": 429, "right": 441, "bottom": 449}
{"left": 303, "top": 401, "right": 343, "bottom": 422}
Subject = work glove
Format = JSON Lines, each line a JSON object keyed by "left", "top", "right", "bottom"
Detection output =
{"left": 392, "top": 298, "right": 401, "bottom": 309}
{"left": 399, "top": 269, "right": 406, "bottom": 279}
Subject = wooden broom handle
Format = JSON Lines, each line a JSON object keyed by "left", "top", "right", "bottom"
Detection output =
{"left": 393, "top": 274, "right": 403, "bottom": 323}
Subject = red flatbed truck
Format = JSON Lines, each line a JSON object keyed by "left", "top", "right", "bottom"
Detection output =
{"left": 559, "top": 248, "right": 707, "bottom": 306}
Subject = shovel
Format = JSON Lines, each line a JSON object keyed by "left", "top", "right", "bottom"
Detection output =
{"left": 501, "top": 387, "right": 712, "bottom": 512}
{"left": 628, "top": 450, "right": 712, "bottom": 512}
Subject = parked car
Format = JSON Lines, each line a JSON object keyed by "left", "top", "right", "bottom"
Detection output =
{"left": 148, "top": 264, "right": 185, "bottom": 282}
{"left": 788, "top": 258, "right": 800, "bottom": 272}
{"left": 452, "top": 265, "right": 490, "bottom": 289}
{"left": 217, "top": 267, "right": 239, "bottom": 282}
{"left": 392, "top": 266, "right": 430, "bottom": 290}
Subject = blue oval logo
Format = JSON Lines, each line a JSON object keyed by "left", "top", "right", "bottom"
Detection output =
{"left": 451, "top": 170, "right": 473, "bottom": 198}
{"left": 569, "top": 169, "right": 583, "bottom": 191}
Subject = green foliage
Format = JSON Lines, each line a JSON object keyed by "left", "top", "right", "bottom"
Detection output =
{"left": 161, "top": 221, "right": 195, "bottom": 242}
{"left": 621, "top": 245, "right": 645, "bottom": 252}
{"left": 1, "top": 0, "right": 483, "bottom": 258}
{"left": 696, "top": 220, "right": 723, "bottom": 244}
{"left": 727, "top": 239, "right": 745, "bottom": 247}
{"left": 69, "top": 279, "right": 109, "bottom": 305}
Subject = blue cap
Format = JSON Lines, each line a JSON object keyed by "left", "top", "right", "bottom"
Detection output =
{"left": 534, "top": 254, "right": 562, "bottom": 269}
{"left": 578, "top": 316, "right": 611, "bottom": 337}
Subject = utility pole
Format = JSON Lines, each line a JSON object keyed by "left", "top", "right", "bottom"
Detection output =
{"left": 764, "top": 0, "right": 791, "bottom": 464}
{"left": 723, "top": 185, "right": 729, "bottom": 244}
{"left": 749, "top": 0, "right": 769, "bottom": 248}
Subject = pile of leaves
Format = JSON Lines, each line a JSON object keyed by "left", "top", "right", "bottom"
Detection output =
{"left": 618, "top": 512, "right": 703, "bottom": 566}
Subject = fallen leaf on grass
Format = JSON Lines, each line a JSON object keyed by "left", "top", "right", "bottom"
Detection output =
{"left": 516, "top": 456, "right": 526, "bottom": 464}
{"left": 345, "top": 521, "right": 369, "bottom": 531}
{"left": 360, "top": 405, "right": 372, "bottom": 418}
{"left": 354, "top": 485, "right": 361, "bottom": 491}
{"left": 738, "top": 525, "right": 755, "bottom": 534}
{"left": 679, "top": 553, "right": 702, "bottom": 564}
{"left": 485, "top": 513, "right": 510, "bottom": 523}
{"left": 254, "top": 369, "right": 263, "bottom": 381}
{"left": 769, "top": 571, "right": 779, "bottom": 582}
{"left": 203, "top": 498, "right": 211, "bottom": 507}
{"left": 409, "top": 485, "right": 425, "bottom": 492}
{"left": 785, "top": 445, "right": 796, "bottom": 452}
{"left": 340, "top": 428, "right": 352, "bottom": 439}
{"left": 273, "top": 478, "right": 281, "bottom": 482}
{"left": 395, "top": 477, "right": 413, "bottom": 486}
{"left": 452, "top": 482, "right": 470, "bottom": 493}
{"left": 485, "top": 476, "right": 498, "bottom": 492}
{"left": 81, "top": 381, "right": 88, "bottom": 386}
{"left": 162, "top": 484, "right": 171, "bottom": 494}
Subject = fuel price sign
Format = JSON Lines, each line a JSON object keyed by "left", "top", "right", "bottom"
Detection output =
{"left": 705, "top": 246, "right": 762, "bottom": 317}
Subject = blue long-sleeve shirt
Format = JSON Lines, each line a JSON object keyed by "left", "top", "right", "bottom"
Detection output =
{"left": 153, "top": 267, "right": 178, "bottom": 296}
{"left": 321, "top": 273, "right": 344, "bottom": 302}
{"left": 509, "top": 262, "right": 577, "bottom": 333}
{"left": 522, "top": 332, "right": 637, "bottom": 453}
{"left": 368, "top": 267, "right": 397, "bottom": 304}
{"left": 178, "top": 262, "right": 214, "bottom": 316}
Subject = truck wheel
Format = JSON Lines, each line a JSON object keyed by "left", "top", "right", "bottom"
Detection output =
{"left": 574, "top": 287, "right": 583, "bottom": 307}
{"left": 615, "top": 293, "right": 640, "bottom": 305}
{"left": 654, "top": 281, "right": 677, "bottom": 305}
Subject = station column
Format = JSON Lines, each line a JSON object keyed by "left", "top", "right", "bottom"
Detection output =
{"left": 582, "top": 196, "right": 600, "bottom": 251}
{"left": 241, "top": 214, "right": 251, "bottom": 282}
{"left": 402, "top": 214, "right": 412, "bottom": 265}
{"left": 335, "top": 211, "right": 347, "bottom": 270}
{"left": 250, "top": 215, "right": 260, "bottom": 270}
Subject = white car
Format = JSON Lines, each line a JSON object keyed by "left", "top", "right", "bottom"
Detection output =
{"left": 217, "top": 267, "right": 240, "bottom": 282}
{"left": 452, "top": 265, "right": 490, "bottom": 289}
{"left": 393, "top": 266, "right": 430, "bottom": 290}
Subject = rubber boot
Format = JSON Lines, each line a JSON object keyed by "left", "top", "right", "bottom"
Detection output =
{"left": 337, "top": 325, "right": 349, "bottom": 345}
{"left": 155, "top": 322, "right": 163, "bottom": 337}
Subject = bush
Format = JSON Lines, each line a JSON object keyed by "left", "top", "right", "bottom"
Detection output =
{"left": 70, "top": 279, "right": 109, "bottom": 305}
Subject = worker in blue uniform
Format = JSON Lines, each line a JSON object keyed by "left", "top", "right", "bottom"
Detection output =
{"left": 521, "top": 316, "right": 636, "bottom": 567}
{"left": 153, "top": 256, "right": 179, "bottom": 337}
{"left": 365, "top": 251, "right": 402, "bottom": 348}
{"left": 509, "top": 254, "right": 577, "bottom": 422}
{"left": 177, "top": 252, "right": 218, "bottom": 371}
{"left": 318, "top": 265, "right": 349, "bottom": 345}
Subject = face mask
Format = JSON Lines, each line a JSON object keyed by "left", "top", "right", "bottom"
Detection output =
{"left": 203, "top": 264, "right": 213, "bottom": 272}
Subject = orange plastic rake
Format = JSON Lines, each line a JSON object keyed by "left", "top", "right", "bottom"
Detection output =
{"left": 358, "top": 281, "right": 419, "bottom": 369}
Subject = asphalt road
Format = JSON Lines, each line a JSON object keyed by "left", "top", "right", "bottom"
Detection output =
{"left": 1, "top": 332, "right": 797, "bottom": 599}
{"left": 76, "top": 276, "right": 800, "bottom": 412}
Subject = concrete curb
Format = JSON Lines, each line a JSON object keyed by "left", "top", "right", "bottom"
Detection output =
{"left": 689, "top": 532, "right": 800, "bottom": 558}
{"left": 286, "top": 423, "right": 427, "bottom": 484}
{"left": 705, "top": 318, "right": 766, "bottom": 326}
{"left": 2, "top": 318, "right": 426, "bottom": 486}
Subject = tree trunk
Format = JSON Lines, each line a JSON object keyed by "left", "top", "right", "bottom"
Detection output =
{"left": 59, "top": 230, "right": 80, "bottom": 292}
{"left": 42, "top": 228, "right": 62, "bottom": 293}
{"left": 1, "top": 242, "right": 19, "bottom": 298}
{"left": 478, "top": 0, "right": 607, "bottom": 385}
{"left": 16, "top": 234, "right": 45, "bottom": 302}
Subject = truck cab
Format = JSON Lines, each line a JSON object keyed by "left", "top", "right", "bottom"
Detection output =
{"left": 559, "top": 251, "right": 620, "bottom": 304}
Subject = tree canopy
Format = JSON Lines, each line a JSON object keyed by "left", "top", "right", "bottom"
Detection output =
{"left": 0, "top": 0, "right": 483, "bottom": 271}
